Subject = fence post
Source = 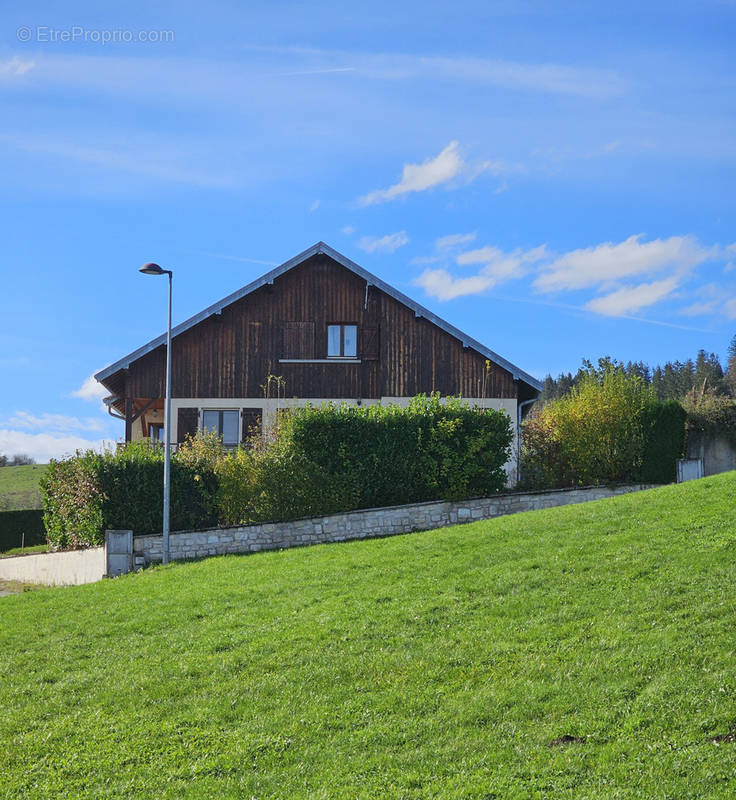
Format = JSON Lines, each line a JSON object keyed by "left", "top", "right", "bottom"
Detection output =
{"left": 105, "top": 530, "right": 133, "bottom": 577}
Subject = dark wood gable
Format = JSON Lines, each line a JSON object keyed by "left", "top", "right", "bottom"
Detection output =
{"left": 120, "top": 253, "right": 518, "bottom": 402}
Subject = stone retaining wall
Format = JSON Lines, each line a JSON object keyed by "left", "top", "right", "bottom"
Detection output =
{"left": 134, "top": 484, "right": 655, "bottom": 564}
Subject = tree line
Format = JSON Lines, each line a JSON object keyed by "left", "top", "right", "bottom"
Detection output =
{"left": 540, "top": 335, "right": 736, "bottom": 405}
{"left": 0, "top": 454, "right": 36, "bottom": 467}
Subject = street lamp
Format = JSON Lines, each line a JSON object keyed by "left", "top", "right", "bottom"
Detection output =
{"left": 140, "top": 262, "right": 173, "bottom": 565}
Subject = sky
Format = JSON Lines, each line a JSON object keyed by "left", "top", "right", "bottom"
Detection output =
{"left": 1, "top": 0, "right": 735, "bottom": 461}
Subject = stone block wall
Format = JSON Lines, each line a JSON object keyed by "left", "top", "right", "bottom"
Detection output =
{"left": 134, "top": 484, "right": 655, "bottom": 565}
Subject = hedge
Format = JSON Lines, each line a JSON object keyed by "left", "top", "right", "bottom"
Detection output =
{"left": 0, "top": 509, "right": 46, "bottom": 552}
{"left": 41, "top": 439, "right": 219, "bottom": 549}
{"left": 286, "top": 395, "right": 513, "bottom": 507}
{"left": 40, "top": 396, "right": 514, "bottom": 544}
{"left": 522, "top": 369, "right": 687, "bottom": 489}
{"left": 640, "top": 400, "right": 687, "bottom": 484}
{"left": 218, "top": 395, "right": 514, "bottom": 525}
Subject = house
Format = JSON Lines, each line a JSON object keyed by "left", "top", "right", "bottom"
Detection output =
{"left": 95, "top": 242, "right": 541, "bottom": 481}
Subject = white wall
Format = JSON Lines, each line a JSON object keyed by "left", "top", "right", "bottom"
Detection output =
{"left": 0, "top": 547, "right": 106, "bottom": 586}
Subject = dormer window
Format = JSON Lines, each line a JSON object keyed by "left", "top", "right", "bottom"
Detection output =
{"left": 327, "top": 324, "right": 357, "bottom": 358}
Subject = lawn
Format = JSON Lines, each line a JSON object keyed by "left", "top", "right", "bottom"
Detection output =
{"left": 0, "top": 463, "right": 48, "bottom": 510}
{"left": 1, "top": 473, "right": 735, "bottom": 798}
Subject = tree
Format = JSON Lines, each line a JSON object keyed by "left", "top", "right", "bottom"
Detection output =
{"left": 728, "top": 334, "right": 736, "bottom": 397}
{"left": 6, "top": 454, "right": 35, "bottom": 466}
{"left": 523, "top": 365, "right": 656, "bottom": 487}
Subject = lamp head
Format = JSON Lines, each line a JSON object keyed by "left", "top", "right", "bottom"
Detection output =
{"left": 139, "top": 262, "right": 169, "bottom": 276}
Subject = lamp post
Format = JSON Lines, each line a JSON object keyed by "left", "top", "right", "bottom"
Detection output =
{"left": 140, "top": 262, "right": 173, "bottom": 565}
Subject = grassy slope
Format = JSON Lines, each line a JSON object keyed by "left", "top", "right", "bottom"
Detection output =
{"left": 0, "top": 464, "right": 47, "bottom": 510}
{"left": 1, "top": 474, "right": 735, "bottom": 799}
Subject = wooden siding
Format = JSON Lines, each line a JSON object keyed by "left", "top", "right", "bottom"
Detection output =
{"left": 120, "top": 254, "right": 518, "bottom": 402}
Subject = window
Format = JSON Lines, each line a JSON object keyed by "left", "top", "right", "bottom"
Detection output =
{"left": 202, "top": 410, "right": 239, "bottom": 446}
{"left": 149, "top": 423, "right": 163, "bottom": 442}
{"left": 327, "top": 324, "right": 358, "bottom": 358}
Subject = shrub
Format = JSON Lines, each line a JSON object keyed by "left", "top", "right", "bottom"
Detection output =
{"left": 41, "top": 438, "right": 221, "bottom": 548}
{"left": 640, "top": 400, "right": 687, "bottom": 484}
{"left": 682, "top": 388, "right": 736, "bottom": 442}
{"left": 522, "top": 367, "right": 685, "bottom": 488}
{"left": 41, "top": 398, "right": 514, "bottom": 545}
{"left": 283, "top": 395, "right": 513, "bottom": 508}
{"left": 216, "top": 396, "right": 514, "bottom": 524}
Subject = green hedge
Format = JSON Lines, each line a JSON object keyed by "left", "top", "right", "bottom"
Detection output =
{"left": 40, "top": 397, "right": 514, "bottom": 543}
{"left": 286, "top": 395, "right": 513, "bottom": 507}
{"left": 640, "top": 400, "right": 687, "bottom": 484}
{"left": 41, "top": 440, "right": 219, "bottom": 548}
{"left": 522, "top": 369, "right": 687, "bottom": 489}
{"left": 0, "top": 509, "right": 46, "bottom": 552}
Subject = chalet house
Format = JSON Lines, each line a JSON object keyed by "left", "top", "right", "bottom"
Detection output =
{"left": 95, "top": 242, "right": 541, "bottom": 481}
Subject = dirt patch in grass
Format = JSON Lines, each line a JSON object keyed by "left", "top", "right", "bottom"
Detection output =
{"left": 548, "top": 734, "right": 587, "bottom": 746}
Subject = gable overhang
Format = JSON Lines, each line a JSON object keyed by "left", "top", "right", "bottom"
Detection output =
{"left": 95, "top": 242, "right": 542, "bottom": 395}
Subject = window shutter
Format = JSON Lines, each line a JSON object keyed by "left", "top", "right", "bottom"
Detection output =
{"left": 362, "top": 325, "right": 379, "bottom": 360}
{"left": 177, "top": 408, "right": 199, "bottom": 444}
{"left": 283, "top": 322, "right": 314, "bottom": 359}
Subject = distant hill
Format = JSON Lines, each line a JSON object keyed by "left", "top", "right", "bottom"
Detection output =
{"left": 0, "top": 464, "right": 48, "bottom": 511}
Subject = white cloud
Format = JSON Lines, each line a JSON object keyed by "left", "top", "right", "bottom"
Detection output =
{"left": 586, "top": 277, "right": 681, "bottom": 316}
{"left": 72, "top": 375, "right": 108, "bottom": 402}
{"left": 680, "top": 300, "right": 721, "bottom": 317}
{"left": 436, "top": 232, "right": 477, "bottom": 250}
{"left": 414, "top": 269, "right": 497, "bottom": 301}
{"left": 357, "top": 231, "right": 409, "bottom": 254}
{"left": 0, "top": 430, "right": 112, "bottom": 463}
{"left": 0, "top": 57, "right": 34, "bottom": 79}
{"left": 358, "top": 141, "right": 464, "bottom": 205}
{"left": 6, "top": 135, "right": 233, "bottom": 188}
{"left": 357, "top": 141, "right": 519, "bottom": 206}
{"left": 341, "top": 225, "right": 356, "bottom": 235}
{"left": 309, "top": 199, "right": 320, "bottom": 212}
{"left": 5, "top": 411, "right": 106, "bottom": 434}
{"left": 415, "top": 243, "right": 547, "bottom": 300}
{"left": 413, "top": 233, "right": 734, "bottom": 319}
{"left": 534, "top": 234, "right": 713, "bottom": 293}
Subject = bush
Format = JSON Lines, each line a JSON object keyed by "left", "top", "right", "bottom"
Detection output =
{"left": 682, "top": 388, "right": 736, "bottom": 441}
{"left": 640, "top": 400, "right": 687, "bottom": 484}
{"left": 522, "top": 368, "right": 685, "bottom": 488}
{"left": 41, "top": 437, "right": 221, "bottom": 548}
{"left": 41, "top": 398, "right": 514, "bottom": 544}
{"left": 0, "top": 509, "right": 45, "bottom": 552}
{"left": 283, "top": 395, "right": 514, "bottom": 508}
{"left": 210, "top": 396, "right": 513, "bottom": 525}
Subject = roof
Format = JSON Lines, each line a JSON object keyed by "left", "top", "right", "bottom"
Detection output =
{"left": 95, "top": 241, "right": 542, "bottom": 393}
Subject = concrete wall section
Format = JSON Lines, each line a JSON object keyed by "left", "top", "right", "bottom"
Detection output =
{"left": 0, "top": 547, "right": 106, "bottom": 586}
{"left": 687, "top": 431, "right": 736, "bottom": 477}
{"left": 134, "top": 483, "right": 654, "bottom": 565}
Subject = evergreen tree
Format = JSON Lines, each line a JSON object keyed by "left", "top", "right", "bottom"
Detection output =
{"left": 728, "top": 335, "right": 736, "bottom": 397}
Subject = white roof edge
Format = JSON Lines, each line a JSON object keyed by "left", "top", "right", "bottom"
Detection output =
{"left": 95, "top": 241, "right": 542, "bottom": 393}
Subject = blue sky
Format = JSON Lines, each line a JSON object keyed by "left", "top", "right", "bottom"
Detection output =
{"left": 1, "top": 0, "right": 735, "bottom": 460}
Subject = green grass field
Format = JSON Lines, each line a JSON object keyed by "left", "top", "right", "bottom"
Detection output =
{"left": 1, "top": 474, "right": 735, "bottom": 798}
{"left": 0, "top": 464, "right": 47, "bottom": 510}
